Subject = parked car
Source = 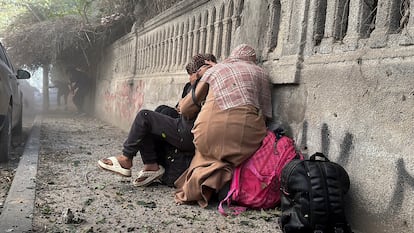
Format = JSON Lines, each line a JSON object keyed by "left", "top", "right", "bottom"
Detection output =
{"left": 0, "top": 41, "right": 31, "bottom": 162}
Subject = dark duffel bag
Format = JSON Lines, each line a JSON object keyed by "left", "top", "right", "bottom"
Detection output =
{"left": 154, "top": 104, "right": 180, "bottom": 118}
{"left": 154, "top": 104, "right": 193, "bottom": 187}
{"left": 280, "top": 152, "right": 353, "bottom": 233}
{"left": 158, "top": 143, "right": 194, "bottom": 187}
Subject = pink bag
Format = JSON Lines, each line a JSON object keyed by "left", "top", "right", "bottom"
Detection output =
{"left": 218, "top": 130, "right": 303, "bottom": 216}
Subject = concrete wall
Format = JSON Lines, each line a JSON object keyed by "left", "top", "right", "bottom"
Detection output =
{"left": 94, "top": 0, "right": 414, "bottom": 232}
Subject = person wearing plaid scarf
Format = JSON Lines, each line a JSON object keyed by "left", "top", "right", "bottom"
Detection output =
{"left": 175, "top": 44, "right": 272, "bottom": 207}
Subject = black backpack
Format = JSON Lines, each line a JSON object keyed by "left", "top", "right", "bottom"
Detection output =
{"left": 280, "top": 152, "right": 353, "bottom": 233}
{"left": 158, "top": 143, "right": 194, "bottom": 187}
{"left": 154, "top": 104, "right": 194, "bottom": 187}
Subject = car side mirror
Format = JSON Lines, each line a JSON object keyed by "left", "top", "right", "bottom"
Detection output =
{"left": 17, "top": 69, "right": 31, "bottom": 79}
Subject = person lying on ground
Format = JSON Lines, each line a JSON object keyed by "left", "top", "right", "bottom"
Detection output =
{"left": 174, "top": 44, "right": 272, "bottom": 207}
{"left": 97, "top": 53, "right": 217, "bottom": 187}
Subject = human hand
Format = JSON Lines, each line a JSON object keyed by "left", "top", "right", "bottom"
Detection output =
{"left": 196, "top": 62, "right": 214, "bottom": 78}
{"left": 189, "top": 73, "right": 198, "bottom": 85}
{"left": 205, "top": 60, "right": 216, "bottom": 66}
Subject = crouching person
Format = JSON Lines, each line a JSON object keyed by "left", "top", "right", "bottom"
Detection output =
{"left": 97, "top": 54, "right": 216, "bottom": 187}
{"left": 175, "top": 44, "right": 272, "bottom": 207}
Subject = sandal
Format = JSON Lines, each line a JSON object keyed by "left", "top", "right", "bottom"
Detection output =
{"left": 98, "top": 156, "right": 132, "bottom": 177}
{"left": 132, "top": 165, "right": 165, "bottom": 187}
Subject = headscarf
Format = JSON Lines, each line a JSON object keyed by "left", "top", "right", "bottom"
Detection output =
{"left": 185, "top": 54, "right": 217, "bottom": 74}
{"left": 200, "top": 44, "right": 272, "bottom": 118}
{"left": 227, "top": 44, "right": 257, "bottom": 63}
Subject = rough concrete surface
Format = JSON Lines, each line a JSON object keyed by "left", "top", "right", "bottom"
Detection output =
{"left": 0, "top": 137, "right": 27, "bottom": 217}
{"left": 0, "top": 113, "right": 35, "bottom": 217}
{"left": 30, "top": 111, "right": 282, "bottom": 233}
{"left": 0, "top": 116, "right": 41, "bottom": 232}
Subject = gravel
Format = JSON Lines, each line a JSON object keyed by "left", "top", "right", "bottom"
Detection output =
{"left": 15, "top": 111, "right": 282, "bottom": 232}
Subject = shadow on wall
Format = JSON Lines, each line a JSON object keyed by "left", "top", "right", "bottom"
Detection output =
{"left": 349, "top": 158, "right": 413, "bottom": 233}
{"left": 299, "top": 121, "right": 353, "bottom": 161}
{"left": 300, "top": 120, "right": 413, "bottom": 233}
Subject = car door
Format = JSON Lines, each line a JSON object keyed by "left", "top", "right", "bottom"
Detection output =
{"left": 0, "top": 45, "right": 20, "bottom": 128}
{"left": 0, "top": 45, "right": 13, "bottom": 116}
{"left": 8, "top": 60, "right": 21, "bottom": 129}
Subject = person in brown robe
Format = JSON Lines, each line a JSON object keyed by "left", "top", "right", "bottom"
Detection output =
{"left": 175, "top": 44, "right": 272, "bottom": 207}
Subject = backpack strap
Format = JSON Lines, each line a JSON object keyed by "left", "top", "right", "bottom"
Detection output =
{"left": 191, "top": 78, "right": 202, "bottom": 109}
{"left": 272, "top": 127, "right": 285, "bottom": 139}
{"left": 314, "top": 224, "right": 326, "bottom": 233}
{"left": 313, "top": 223, "right": 350, "bottom": 233}
{"left": 310, "top": 152, "right": 330, "bottom": 162}
{"left": 334, "top": 223, "right": 353, "bottom": 233}
{"left": 334, "top": 228, "right": 344, "bottom": 233}
{"left": 218, "top": 167, "right": 247, "bottom": 216}
{"left": 218, "top": 186, "right": 235, "bottom": 216}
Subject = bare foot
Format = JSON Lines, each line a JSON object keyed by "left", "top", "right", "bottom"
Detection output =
{"left": 100, "top": 155, "right": 133, "bottom": 169}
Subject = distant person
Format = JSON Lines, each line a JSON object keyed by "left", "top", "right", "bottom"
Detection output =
{"left": 67, "top": 67, "right": 91, "bottom": 114}
{"left": 55, "top": 80, "right": 70, "bottom": 110}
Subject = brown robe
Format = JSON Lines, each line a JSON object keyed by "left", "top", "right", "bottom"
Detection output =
{"left": 174, "top": 91, "right": 267, "bottom": 207}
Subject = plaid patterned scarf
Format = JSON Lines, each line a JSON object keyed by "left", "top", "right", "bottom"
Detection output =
{"left": 201, "top": 44, "right": 272, "bottom": 118}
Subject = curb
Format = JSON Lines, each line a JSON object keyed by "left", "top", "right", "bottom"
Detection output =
{"left": 0, "top": 116, "right": 42, "bottom": 232}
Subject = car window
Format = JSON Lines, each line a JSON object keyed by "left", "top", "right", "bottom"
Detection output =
{"left": 0, "top": 45, "right": 7, "bottom": 62}
{"left": 0, "top": 43, "right": 15, "bottom": 71}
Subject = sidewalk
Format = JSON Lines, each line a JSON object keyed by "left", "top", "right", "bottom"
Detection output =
{"left": 1, "top": 112, "right": 282, "bottom": 232}
{"left": 0, "top": 116, "right": 41, "bottom": 232}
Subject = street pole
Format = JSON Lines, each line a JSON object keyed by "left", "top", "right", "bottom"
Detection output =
{"left": 42, "top": 64, "right": 50, "bottom": 112}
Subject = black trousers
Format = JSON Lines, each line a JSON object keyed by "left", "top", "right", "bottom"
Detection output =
{"left": 122, "top": 109, "right": 195, "bottom": 164}
{"left": 73, "top": 89, "right": 87, "bottom": 112}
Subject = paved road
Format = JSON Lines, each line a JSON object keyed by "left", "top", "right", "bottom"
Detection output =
{"left": 0, "top": 111, "right": 283, "bottom": 233}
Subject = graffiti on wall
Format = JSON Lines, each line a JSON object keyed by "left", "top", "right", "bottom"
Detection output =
{"left": 299, "top": 121, "right": 354, "bottom": 166}
{"left": 300, "top": 120, "right": 414, "bottom": 232}
{"left": 103, "top": 80, "right": 145, "bottom": 123}
{"left": 351, "top": 157, "right": 414, "bottom": 232}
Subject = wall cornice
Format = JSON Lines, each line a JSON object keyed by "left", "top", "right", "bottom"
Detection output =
{"left": 135, "top": 0, "right": 211, "bottom": 34}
